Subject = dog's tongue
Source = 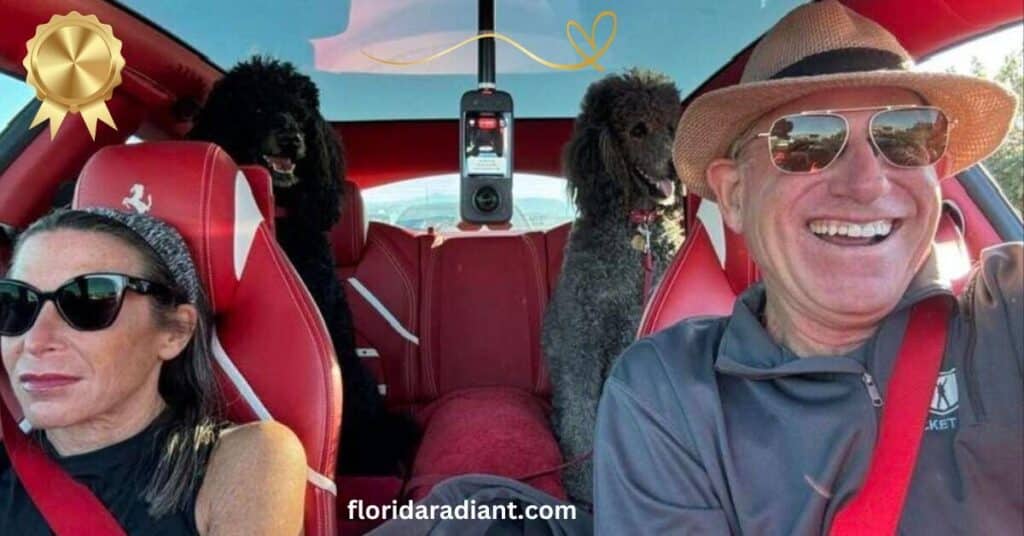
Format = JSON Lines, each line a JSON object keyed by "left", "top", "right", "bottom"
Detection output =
{"left": 655, "top": 179, "right": 675, "bottom": 199}
{"left": 265, "top": 155, "right": 295, "bottom": 173}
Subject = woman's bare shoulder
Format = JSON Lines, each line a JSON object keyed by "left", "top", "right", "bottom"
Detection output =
{"left": 216, "top": 421, "right": 306, "bottom": 461}
{"left": 195, "top": 421, "right": 307, "bottom": 535}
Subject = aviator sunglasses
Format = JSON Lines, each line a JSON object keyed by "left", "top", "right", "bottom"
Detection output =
{"left": 732, "top": 105, "right": 951, "bottom": 174}
{"left": 0, "top": 273, "right": 176, "bottom": 337}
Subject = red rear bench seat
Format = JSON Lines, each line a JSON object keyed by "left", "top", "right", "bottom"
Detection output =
{"left": 331, "top": 182, "right": 572, "bottom": 526}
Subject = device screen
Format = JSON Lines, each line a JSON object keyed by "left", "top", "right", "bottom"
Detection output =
{"left": 464, "top": 111, "right": 511, "bottom": 177}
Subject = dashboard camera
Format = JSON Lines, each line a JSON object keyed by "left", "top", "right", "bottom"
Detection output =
{"left": 460, "top": 89, "right": 513, "bottom": 224}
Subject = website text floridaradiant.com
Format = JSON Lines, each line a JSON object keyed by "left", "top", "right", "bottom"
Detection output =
{"left": 347, "top": 499, "right": 578, "bottom": 522}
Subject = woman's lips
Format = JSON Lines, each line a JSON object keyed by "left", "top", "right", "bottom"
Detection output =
{"left": 18, "top": 373, "right": 80, "bottom": 393}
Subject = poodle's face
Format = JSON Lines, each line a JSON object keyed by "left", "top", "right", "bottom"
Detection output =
{"left": 254, "top": 106, "right": 308, "bottom": 189}
{"left": 189, "top": 58, "right": 325, "bottom": 191}
{"left": 601, "top": 77, "right": 681, "bottom": 208}
{"left": 568, "top": 71, "right": 683, "bottom": 214}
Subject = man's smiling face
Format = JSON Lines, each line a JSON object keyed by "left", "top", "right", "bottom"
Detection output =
{"left": 715, "top": 87, "right": 944, "bottom": 327}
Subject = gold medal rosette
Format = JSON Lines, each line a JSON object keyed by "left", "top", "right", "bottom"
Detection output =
{"left": 22, "top": 11, "right": 125, "bottom": 140}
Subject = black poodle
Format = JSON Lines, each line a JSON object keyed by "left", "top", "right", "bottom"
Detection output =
{"left": 542, "top": 69, "right": 684, "bottom": 504}
{"left": 188, "top": 56, "right": 418, "bottom": 476}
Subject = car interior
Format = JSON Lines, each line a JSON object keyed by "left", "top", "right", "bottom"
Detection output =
{"left": 0, "top": 1, "right": 1022, "bottom": 534}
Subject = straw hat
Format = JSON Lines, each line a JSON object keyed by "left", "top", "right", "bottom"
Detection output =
{"left": 673, "top": 0, "right": 1019, "bottom": 200}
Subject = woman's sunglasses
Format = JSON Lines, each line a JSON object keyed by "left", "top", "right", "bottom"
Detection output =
{"left": 733, "top": 105, "right": 951, "bottom": 174}
{"left": 0, "top": 273, "right": 175, "bottom": 337}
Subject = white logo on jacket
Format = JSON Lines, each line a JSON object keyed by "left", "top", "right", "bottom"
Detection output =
{"left": 930, "top": 368, "right": 959, "bottom": 416}
{"left": 122, "top": 184, "right": 153, "bottom": 214}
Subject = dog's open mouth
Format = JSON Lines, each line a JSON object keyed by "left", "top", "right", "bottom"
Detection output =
{"left": 263, "top": 154, "right": 296, "bottom": 174}
{"left": 262, "top": 154, "right": 300, "bottom": 188}
{"left": 635, "top": 166, "right": 676, "bottom": 204}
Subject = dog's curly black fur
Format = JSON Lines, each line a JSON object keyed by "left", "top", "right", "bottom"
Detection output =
{"left": 543, "top": 69, "right": 684, "bottom": 504}
{"left": 188, "top": 56, "right": 418, "bottom": 475}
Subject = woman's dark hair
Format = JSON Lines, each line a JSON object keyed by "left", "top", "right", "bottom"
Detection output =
{"left": 11, "top": 209, "right": 222, "bottom": 518}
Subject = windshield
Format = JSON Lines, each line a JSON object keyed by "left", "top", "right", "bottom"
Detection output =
{"left": 125, "top": 0, "right": 807, "bottom": 120}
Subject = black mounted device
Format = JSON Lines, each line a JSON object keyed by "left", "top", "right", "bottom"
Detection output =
{"left": 460, "top": 0, "right": 514, "bottom": 224}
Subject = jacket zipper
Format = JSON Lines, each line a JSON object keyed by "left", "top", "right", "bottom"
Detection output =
{"left": 861, "top": 372, "right": 884, "bottom": 407}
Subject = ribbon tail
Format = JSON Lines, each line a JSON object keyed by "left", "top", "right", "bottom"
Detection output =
{"left": 30, "top": 99, "right": 68, "bottom": 140}
{"left": 79, "top": 101, "right": 117, "bottom": 140}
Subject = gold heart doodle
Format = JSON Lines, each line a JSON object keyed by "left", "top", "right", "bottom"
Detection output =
{"left": 361, "top": 10, "right": 617, "bottom": 72}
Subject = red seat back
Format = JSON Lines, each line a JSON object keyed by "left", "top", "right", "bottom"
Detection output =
{"left": 332, "top": 182, "right": 557, "bottom": 407}
{"left": 333, "top": 181, "right": 423, "bottom": 408}
{"left": 73, "top": 142, "right": 341, "bottom": 536}
{"left": 332, "top": 180, "right": 366, "bottom": 269}
{"left": 419, "top": 232, "right": 551, "bottom": 400}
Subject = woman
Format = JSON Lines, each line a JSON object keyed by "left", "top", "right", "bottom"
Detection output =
{"left": 0, "top": 208, "right": 307, "bottom": 535}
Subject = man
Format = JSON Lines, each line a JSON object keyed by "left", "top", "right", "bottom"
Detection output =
{"left": 593, "top": 1, "right": 1022, "bottom": 534}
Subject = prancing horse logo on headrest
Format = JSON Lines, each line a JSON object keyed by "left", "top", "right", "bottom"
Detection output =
{"left": 122, "top": 183, "right": 153, "bottom": 214}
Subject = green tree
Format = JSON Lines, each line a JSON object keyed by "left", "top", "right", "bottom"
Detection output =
{"left": 975, "top": 50, "right": 1023, "bottom": 212}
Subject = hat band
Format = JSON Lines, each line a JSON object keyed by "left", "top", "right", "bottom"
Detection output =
{"left": 770, "top": 47, "right": 909, "bottom": 80}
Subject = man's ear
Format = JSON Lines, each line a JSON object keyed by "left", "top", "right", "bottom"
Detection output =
{"left": 156, "top": 304, "right": 199, "bottom": 361}
{"left": 706, "top": 157, "right": 744, "bottom": 232}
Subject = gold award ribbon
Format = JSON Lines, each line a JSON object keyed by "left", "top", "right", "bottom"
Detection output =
{"left": 22, "top": 11, "right": 125, "bottom": 140}
{"left": 362, "top": 10, "right": 617, "bottom": 72}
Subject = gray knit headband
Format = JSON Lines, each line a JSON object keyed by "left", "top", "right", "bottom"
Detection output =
{"left": 80, "top": 207, "right": 202, "bottom": 304}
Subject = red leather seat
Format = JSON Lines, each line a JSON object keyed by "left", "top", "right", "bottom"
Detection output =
{"left": 333, "top": 185, "right": 557, "bottom": 404}
{"left": 333, "top": 184, "right": 421, "bottom": 409}
{"left": 72, "top": 142, "right": 342, "bottom": 536}
{"left": 418, "top": 232, "right": 551, "bottom": 399}
{"left": 330, "top": 184, "right": 566, "bottom": 507}
{"left": 332, "top": 183, "right": 415, "bottom": 533}
{"left": 407, "top": 232, "right": 564, "bottom": 499}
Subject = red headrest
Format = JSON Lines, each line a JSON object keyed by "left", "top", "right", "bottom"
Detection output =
{"left": 73, "top": 141, "right": 340, "bottom": 535}
{"left": 331, "top": 180, "right": 365, "bottom": 267}
{"left": 75, "top": 143, "right": 252, "bottom": 314}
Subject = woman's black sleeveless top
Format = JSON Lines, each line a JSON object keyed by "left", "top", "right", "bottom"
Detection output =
{"left": 0, "top": 414, "right": 209, "bottom": 535}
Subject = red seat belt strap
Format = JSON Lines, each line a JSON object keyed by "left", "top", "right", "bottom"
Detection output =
{"left": 0, "top": 399, "right": 127, "bottom": 535}
{"left": 830, "top": 296, "right": 952, "bottom": 536}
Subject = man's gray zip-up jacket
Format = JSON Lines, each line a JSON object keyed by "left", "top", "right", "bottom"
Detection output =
{"left": 594, "top": 243, "right": 1023, "bottom": 535}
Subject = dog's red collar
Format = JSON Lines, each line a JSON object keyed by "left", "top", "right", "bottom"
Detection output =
{"left": 628, "top": 209, "right": 659, "bottom": 226}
